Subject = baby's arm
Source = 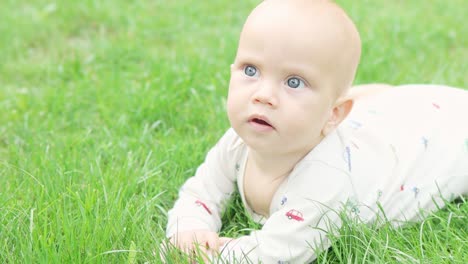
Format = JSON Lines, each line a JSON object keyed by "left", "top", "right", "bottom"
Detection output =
{"left": 165, "top": 129, "right": 239, "bottom": 257}
{"left": 217, "top": 164, "right": 354, "bottom": 263}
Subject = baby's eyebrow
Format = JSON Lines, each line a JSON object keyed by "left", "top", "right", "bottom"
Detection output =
{"left": 283, "top": 61, "right": 321, "bottom": 76}
{"left": 234, "top": 52, "right": 264, "bottom": 65}
{"left": 233, "top": 59, "right": 253, "bottom": 67}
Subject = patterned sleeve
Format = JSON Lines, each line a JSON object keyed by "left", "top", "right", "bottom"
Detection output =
{"left": 217, "top": 162, "right": 354, "bottom": 263}
{"left": 166, "top": 129, "right": 240, "bottom": 238}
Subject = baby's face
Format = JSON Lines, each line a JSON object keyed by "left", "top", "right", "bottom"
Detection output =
{"left": 227, "top": 0, "right": 360, "bottom": 154}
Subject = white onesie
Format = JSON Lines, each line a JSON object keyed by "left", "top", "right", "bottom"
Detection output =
{"left": 166, "top": 84, "right": 468, "bottom": 263}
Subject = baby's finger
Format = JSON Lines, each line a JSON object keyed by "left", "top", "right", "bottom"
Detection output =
{"left": 181, "top": 241, "right": 195, "bottom": 257}
{"left": 169, "top": 236, "right": 184, "bottom": 249}
{"left": 191, "top": 242, "right": 211, "bottom": 263}
{"left": 204, "top": 232, "right": 220, "bottom": 252}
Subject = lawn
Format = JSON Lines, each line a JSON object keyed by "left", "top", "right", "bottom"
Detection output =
{"left": 0, "top": 0, "right": 467, "bottom": 263}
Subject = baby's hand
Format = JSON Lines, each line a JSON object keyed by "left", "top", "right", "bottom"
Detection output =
{"left": 169, "top": 229, "right": 221, "bottom": 261}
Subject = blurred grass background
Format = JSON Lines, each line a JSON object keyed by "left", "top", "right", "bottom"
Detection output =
{"left": 0, "top": 0, "right": 466, "bottom": 262}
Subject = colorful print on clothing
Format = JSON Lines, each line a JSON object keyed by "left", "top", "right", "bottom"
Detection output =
{"left": 343, "top": 146, "right": 352, "bottom": 172}
{"left": 377, "top": 190, "right": 383, "bottom": 200}
{"left": 351, "top": 140, "right": 360, "bottom": 149}
{"left": 285, "top": 209, "right": 304, "bottom": 221}
{"left": 346, "top": 199, "right": 360, "bottom": 214}
{"left": 280, "top": 195, "right": 288, "bottom": 206}
{"left": 399, "top": 185, "right": 420, "bottom": 198}
{"left": 195, "top": 200, "right": 212, "bottom": 215}
{"left": 421, "top": 137, "right": 429, "bottom": 150}
{"left": 347, "top": 119, "right": 362, "bottom": 129}
{"left": 412, "top": 187, "right": 420, "bottom": 198}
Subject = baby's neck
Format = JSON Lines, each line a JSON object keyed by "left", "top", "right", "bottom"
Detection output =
{"left": 248, "top": 148, "right": 308, "bottom": 180}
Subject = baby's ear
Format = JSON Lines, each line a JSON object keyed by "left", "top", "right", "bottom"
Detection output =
{"left": 322, "top": 98, "right": 353, "bottom": 136}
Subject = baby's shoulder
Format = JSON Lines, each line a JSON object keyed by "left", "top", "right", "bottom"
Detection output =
{"left": 211, "top": 128, "right": 248, "bottom": 165}
{"left": 218, "top": 128, "right": 245, "bottom": 151}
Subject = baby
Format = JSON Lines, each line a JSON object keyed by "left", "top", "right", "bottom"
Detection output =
{"left": 164, "top": 0, "right": 468, "bottom": 262}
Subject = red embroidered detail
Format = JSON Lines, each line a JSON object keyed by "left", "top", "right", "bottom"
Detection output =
{"left": 285, "top": 209, "right": 304, "bottom": 221}
{"left": 195, "top": 200, "right": 212, "bottom": 215}
{"left": 400, "top": 185, "right": 404, "bottom": 191}
{"left": 432, "top": 102, "right": 440, "bottom": 109}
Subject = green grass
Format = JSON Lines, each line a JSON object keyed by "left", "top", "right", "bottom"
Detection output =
{"left": 0, "top": 0, "right": 466, "bottom": 263}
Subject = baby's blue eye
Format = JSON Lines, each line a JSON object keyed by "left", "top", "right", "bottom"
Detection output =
{"left": 244, "top": 65, "right": 257, "bottom": 77}
{"left": 287, "top": 77, "right": 304, "bottom": 89}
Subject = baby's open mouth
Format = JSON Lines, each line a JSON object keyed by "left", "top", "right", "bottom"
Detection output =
{"left": 251, "top": 118, "right": 273, "bottom": 127}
